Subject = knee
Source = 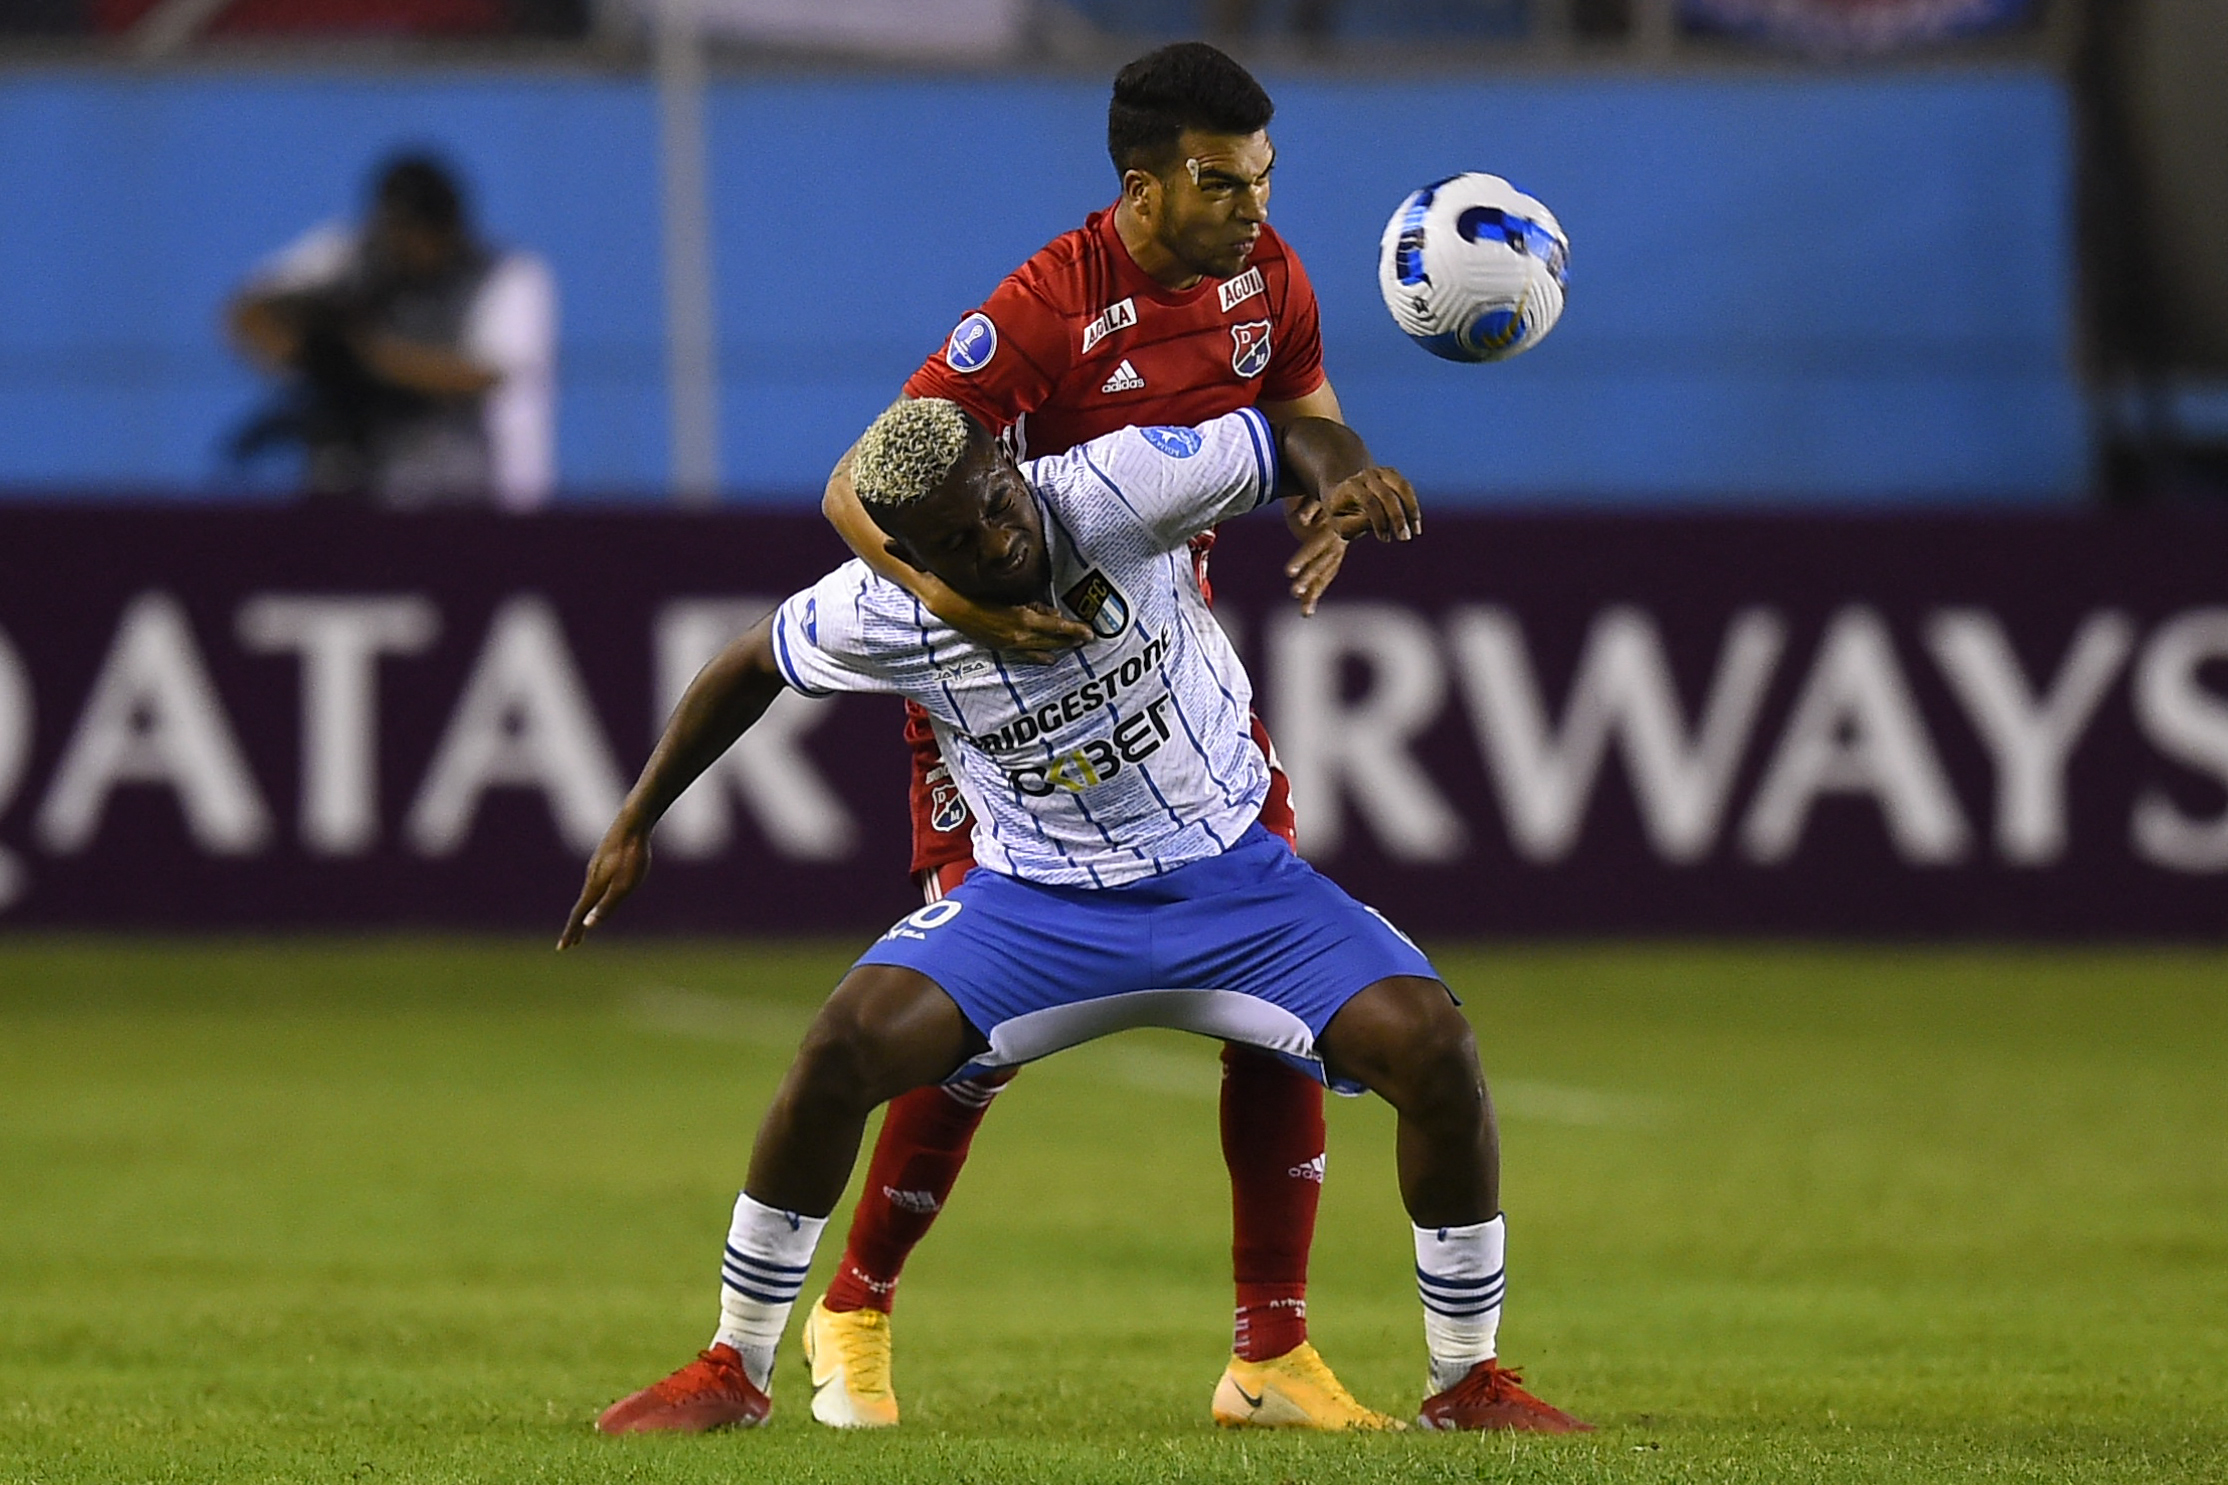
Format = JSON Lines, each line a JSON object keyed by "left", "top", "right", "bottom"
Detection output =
{"left": 1323, "top": 976, "right": 1481, "bottom": 1108}
{"left": 790, "top": 1008, "right": 906, "bottom": 1112}
{"left": 1368, "top": 989, "right": 1484, "bottom": 1120}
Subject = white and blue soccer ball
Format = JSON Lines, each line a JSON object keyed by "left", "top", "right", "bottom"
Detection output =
{"left": 1377, "top": 173, "right": 1569, "bottom": 364}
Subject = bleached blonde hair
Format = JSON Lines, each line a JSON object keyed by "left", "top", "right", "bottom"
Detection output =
{"left": 852, "top": 398, "right": 976, "bottom": 512}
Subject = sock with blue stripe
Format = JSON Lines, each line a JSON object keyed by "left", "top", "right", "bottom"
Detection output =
{"left": 1414, "top": 1214, "right": 1506, "bottom": 1393}
{"left": 713, "top": 1192, "right": 828, "bottom": 1391}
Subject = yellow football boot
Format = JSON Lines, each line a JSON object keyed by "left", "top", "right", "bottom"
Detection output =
{"left": 800, "top": 1297, "right": 900, "bottom": 1428}
{"left": 1210, "top": 1341, "right": 1404, "bottom": 1430}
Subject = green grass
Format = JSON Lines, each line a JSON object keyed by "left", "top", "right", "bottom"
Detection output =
{"left": 1, "top": 938, "right": 2223, "bottom": 1484}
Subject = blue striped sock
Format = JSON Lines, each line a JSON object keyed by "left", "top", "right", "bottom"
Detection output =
{"left": 1414, "top": 1214, "right": 1506, "bottom": 1393}
{"left": 713, "top": 1192, "right": 827, "bottom": 1390}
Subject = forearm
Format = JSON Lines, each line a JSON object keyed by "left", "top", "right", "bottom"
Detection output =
{"left": 355, "top": 333, "right": 500, "bottom": 398}
{"left": 620, "top": 623, "right": 787, "bottom": 828}
{"left": 824, "top": 450, "right": 980, "bottom": 623}
{"left": 228, "top": 295, "right": 302, "bottom": 371}
{"left": 1276, "top": 416, "right": 1374, "bottom": 504}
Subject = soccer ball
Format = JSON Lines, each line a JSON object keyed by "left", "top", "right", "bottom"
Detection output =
{"left": 1377, "top": 173, "right": 1569, "bottom": 364}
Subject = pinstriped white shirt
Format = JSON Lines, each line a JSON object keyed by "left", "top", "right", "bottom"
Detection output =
{"left": 772, "top": 410, "right": 1278, "bottom": 887}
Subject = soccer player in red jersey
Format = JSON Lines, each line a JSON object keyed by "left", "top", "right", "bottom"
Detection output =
{"left": 805, "top": 44, "right": 1415, "bottom": 1431}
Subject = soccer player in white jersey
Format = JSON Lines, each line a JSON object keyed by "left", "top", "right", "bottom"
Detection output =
{"left": 563, "top": 399, "right": 1588, "bottom": 1435}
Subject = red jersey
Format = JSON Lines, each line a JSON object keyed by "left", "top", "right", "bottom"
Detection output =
{"left": 903, "top": 206, "right": 1326, "bottom": 457}
{"left": 895, "top": 205, "right": 1321, "bottom": 878}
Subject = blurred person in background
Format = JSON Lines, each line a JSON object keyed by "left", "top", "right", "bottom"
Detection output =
{"left": 225, "top": 152, "right": 556, "bottom": 510}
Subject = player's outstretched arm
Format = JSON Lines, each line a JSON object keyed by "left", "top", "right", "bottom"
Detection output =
{"left": 822, "top": 444, "right": 1091, "bottom": 662}
{"left": 1277, "top": 416, "right": 1420, "bottom": 545}
{"left": 1261, "top": 379, "right": 1419, "bottom": 613}
{"left": 558, "top": 616, "right": 789, "bottom": 949}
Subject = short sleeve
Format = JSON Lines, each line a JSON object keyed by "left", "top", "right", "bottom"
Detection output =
{"left": 1055, "top": 409, "right": 1278, "bottom": 553}
{"left": 463, "top": 253, "right": 556, "bottom": 382}
{"left": 769, "top": 566, "right": 904, "bottom": 699}
{"left": 1261, "top": 247, "right": 1326, "bottom": 404}
{"left": 901, "top": 270, "right": 1069, "bottom": 437}
{"left": 246, "top": 222, "right": 358, "bottom": 296}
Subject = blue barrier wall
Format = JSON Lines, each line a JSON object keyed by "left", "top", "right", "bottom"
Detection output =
{"left": 0, "top": 68, "right": 2079, "bottom": 502}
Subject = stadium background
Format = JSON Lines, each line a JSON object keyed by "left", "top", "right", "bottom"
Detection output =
{"left": 1, "top": 4, "right": 2223, "bottom": 1482}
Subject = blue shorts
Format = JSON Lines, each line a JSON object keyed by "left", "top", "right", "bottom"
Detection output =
{"left": 853, "top": 824, "right": 1440, "bottom": 1094}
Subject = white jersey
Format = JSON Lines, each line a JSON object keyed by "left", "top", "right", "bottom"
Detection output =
{"left": 771, "top": 409, "right": 1280, "bottom": 887}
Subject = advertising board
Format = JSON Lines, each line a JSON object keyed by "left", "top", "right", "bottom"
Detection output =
{"left": 2, "top": 507, "right": 2223, "bottom": 936}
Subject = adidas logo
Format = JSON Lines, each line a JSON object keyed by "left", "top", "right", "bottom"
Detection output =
{"left": 1101, "top": 359, "right": 1146, "bottom": 394}
{"left": 881, "top": 1186, "right": 942, "bottom": 1214}
{"left": 1288, "top": 1153, "right": 1326, "bottom": 1183}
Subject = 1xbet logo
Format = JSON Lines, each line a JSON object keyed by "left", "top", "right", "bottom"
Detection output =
{"left": 1005, "top": 694, "right": 1175, "bottom": 797}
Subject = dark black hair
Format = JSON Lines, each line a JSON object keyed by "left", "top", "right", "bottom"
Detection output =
{"left": 371, "top": 152, "right": 467, "bottom": 234}
{"left": 1107, "top": 43, "right": 1274, "bottom": 178}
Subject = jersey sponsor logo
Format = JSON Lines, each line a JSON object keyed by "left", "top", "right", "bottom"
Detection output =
{"left": 1140, "top": 426, "right": 1203, "bottom": 460}
{"left": 945, "top": 312, "right": 997, "bottom": 373}
{"left": 1080, "top": 296, "right": 1137, "bottom": 355}
{"left": 1004, "top": 693, "right": 1176, "bottom": 797}
{"left": 963, "top": 630, "right": 1168, "bottom": 754}
{"left": 1061, "top": 569, "right": 1132, "bottom": 639}
{"left": 1230, "top": 320, "right": 1273, "bottom": 379}
{"left": 1100, "top": 359, "right": 1146, "bottom": 394}
{"left": 1218, "top": 266, "right": 1265, "bottom": 313}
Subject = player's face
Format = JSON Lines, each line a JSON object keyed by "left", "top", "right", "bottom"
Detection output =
{"left": 888, "top": 445, "right": 1050, "bottom": 609}
{"left": 1149, "top": 128, "right": 1274, "bottom": 281}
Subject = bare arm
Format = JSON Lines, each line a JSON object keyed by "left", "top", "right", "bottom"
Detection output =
{"left": 1258, "top": 379, "right": 1362, "bottom": 615}
{"left": 559, "top": 615, "right": 789, "bottom": 947}
{"left": 226, "top": 291, "right": 307, "bottom": 372}
{"left": 1277, "top": 416, "right": 1419, "bottom": 544}
{"left": 224, "top": 289, "right": 499, "bottom": 397}
{"left": 1259, "top": 379, "right": 1345, "bottom": 428}
{"left": 352, "top": 331, "right": 500, "bottom": 398}
{"left": 822, "top": 442, "right": 1092, "bottom": 660}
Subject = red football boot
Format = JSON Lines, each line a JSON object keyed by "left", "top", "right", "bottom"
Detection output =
{"left": 1416, "top": 1359, "right": 1592, "bottom": 1433}
{"left": 595, "top": 1344, "right": 771, "bottom": 1434}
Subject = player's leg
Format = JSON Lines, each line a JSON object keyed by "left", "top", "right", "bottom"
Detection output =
{"left": 1208, "top": 716, "right": 1370, "bottom": 1429}
{"left": 824, "top": 862, "right": 1014, "bottom": 1318}
{"left": 596, "top": 964, "right": 979, "bottom": 1435}
{"left": 1209, "top": 1045, "right": 1389, "bottom": 1430}
{"left": 1219, "top": 1040, "right": 1324, "bottom": 1365}
{"left": 805, "top": 858, "right": 1017, "bottom": 1427}
{"left": 1316, "top": 976, "right": 1589, "bottom": 1433}
{"left": 1223, "top": 729, "right": 1326, "bottom": 1366}
{"left": 1315, "top": 975, "right": 1497, "bottom": 1225}
{"left": 740, "top": 964, "right": 985, "bottom": 1215}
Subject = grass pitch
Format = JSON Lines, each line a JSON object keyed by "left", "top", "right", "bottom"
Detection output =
{"left": 0, "top": 938, "right": 2222, "bottom": 1484}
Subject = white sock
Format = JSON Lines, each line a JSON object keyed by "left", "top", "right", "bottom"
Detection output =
{"left": 1414, "top": 1214, "right": 1506, "bottom": 1393}
{"left": 712, "top": 1192, "right": 827, "bottom": 1391}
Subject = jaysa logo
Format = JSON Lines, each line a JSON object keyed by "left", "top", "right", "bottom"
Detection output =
{"left": 945, "top": 313, "right": 997, "bottom": 373}
{"left": 1141, "top": 426, "right": 1203, "bottom": 459}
